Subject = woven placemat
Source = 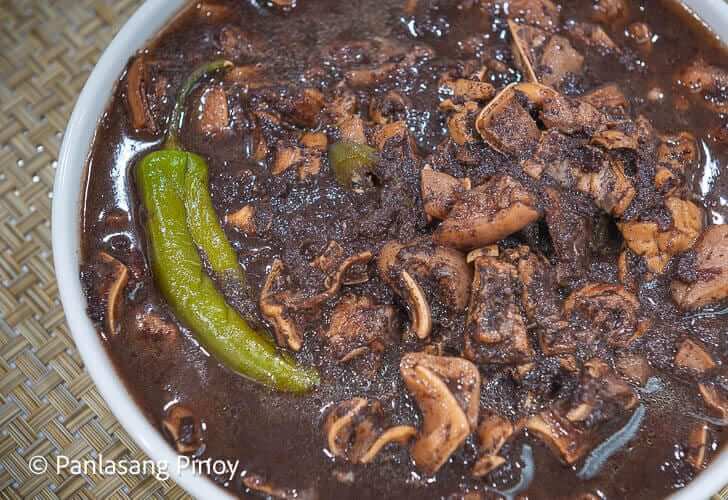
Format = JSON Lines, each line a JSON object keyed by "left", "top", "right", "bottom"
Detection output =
{"left": 0, "top": 1, "right": 188, "bottom": 498}
{"left": 0, "top": 1, "right": 727, "bottom": 499}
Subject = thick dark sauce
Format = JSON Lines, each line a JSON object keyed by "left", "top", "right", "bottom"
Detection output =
{"left": 81, "top": 1, "right": 728, "bottom": 498}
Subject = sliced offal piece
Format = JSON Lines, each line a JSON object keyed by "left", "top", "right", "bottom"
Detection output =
{"left": 400, "top": 353, "right": 481, "bottom": 474}
{"left": 378, "top": 238, "right": 472, "bottom": 338}
{"left": 574, "top": 159, "right": 635, "bottom": 217}
{"left": 524, "top": 408, "right": 591, "bottom": 464}
{"left": 539, "top": 92, "right": 606, "bottom": 136}
{"left": 225, "top": 205, "right": 256, "bottom": 235}
{"left": 619, "top": 197, "right": 704, "bottom": 273}
{"left": 581, "top": 84, "right": 629, "bottom": 117}
{"left": 655, "top": 132, "right": 698, "bottom": 194}
{"left": 626, "top": 22, "right": 654, "bottom": 55}
{"left": 475, "top": 83, "right": 541, "bottom": 157}
{"left": 698, "top": 382, "right": 728, "bottom": 421}
{"left": 591, "top": 0, "right": 629, "bottom": 24}
{"left": 242, "top": 474, "right": 300, "bottom": 500}
{"left": 464, "top": 256, "right": 534, "bottom": 365}
{"left": 197, "top": 86, "right": 230, "bottom": 134}
{"left": 420, "top": 165, "right": 471, "bottom": 221}
{"left": 472, "top": 410, "right": 516, "bottom": 477}
{"left": 514, "top": 246, "right": 562, "bottom": 321}
{"left": 525, "top": 358, "right": 638, "bottom": 464}
{"left": 323, "top": 294, "right": 398, "bottom": 367}
{"left": 532, "top": 134, "right": 634, "bottom": 217}
{"left": 259, "top": 259, "right": 304, "bottom": 351}
{"left": 369, "top": 90, "right": 409, "bottom": 125}
{"left": 686, "top": 423, "right": 711, "bottom": 471}
{"left": 434, "top": 176, "right": 541, "bottom": 250}
{"left": 377, "top": 238, "right": 472, "bottom": 311}
{"left": 94, "top": 251, "right": 130, "bottom": 338}
{"left": 446, "top": 101, "right": 481, "bottom": 145}
{"left": 272, "top": 138, "right": 325, "bottom": 180}
{"left": 591, "top": 129, "right": 639, "bottom": 151}
{"left": 563, "top": 283, "right": 649, "bottom": 348}
{"left": 543, "top": 187, "right": 592, "bottom": 285}
{"left": 674, "top": 337, "right": 716, "bottom": 376}
{"left": 579, "top": 358, "right": 639, "bottom": 412}
{"left": 676, "top": 60, "right": 728, "bottom": 114}
{"left": 441, "top": 78, "right": 496, "bottom": 103}
{"left": 126, "top": 54, "right": 157, "bottom": 132}
{"left": 509, "top": 21, "right": 584, "bottom": 87}
{"left": 310, "top": 240, "right": 369, "bottom": 288}
{"left": 615, "top": 353, "right": 652, "bottom": 386}
{"left": 506, "top": 0, "right": 560, "bottom": 29}
{"left": 261, "top": 252, "right": 374, "bottom": 350}
{"left": 162, "top": 404, "right": 205, "bottom": 455}
{"left": 324, "top": 398, "right": 416, "bottom": 464}
{"left": 569, "top": 22, "right": 621, "bottom": 54}
{"left": 672, "top": 224, "right": 728, "bottom": 310}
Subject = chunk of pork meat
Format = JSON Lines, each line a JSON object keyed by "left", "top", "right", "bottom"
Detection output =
{"left": 464, "top": 256, "right": 534, "bottom": 365}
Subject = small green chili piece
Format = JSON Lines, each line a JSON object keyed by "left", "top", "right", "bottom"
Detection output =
{"left": 328, "top": 140, "right": 378, "bottom": 188}
{"left": 136, "top": 60, "right": 319, "bottom": 393}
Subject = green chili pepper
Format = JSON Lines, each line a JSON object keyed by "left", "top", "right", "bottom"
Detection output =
{"left": 328, "top": 140, "right": 379, "bottom": 188}
{"left": 136, "top": 60, "right": 319, "bottom": 393}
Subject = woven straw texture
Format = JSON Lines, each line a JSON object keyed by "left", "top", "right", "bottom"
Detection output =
{"left": 0, "top": 1, "right": 727, "bottom": 499}
{"left": 0, "top": 1, "right": 188, "bottom": 498}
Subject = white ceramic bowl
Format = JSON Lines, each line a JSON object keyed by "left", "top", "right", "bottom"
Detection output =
{"left": 52, "top": 1, "right": 728, "bottom": 498}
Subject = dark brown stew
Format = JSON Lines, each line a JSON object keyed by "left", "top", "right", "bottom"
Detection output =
{"left": 81, "top": 0, "right": 728, "bottom": 498}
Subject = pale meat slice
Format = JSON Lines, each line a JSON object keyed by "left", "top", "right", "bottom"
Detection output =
{"left": 434, "top": 176, "right": 541, "bottom": 250}
{"left": 475, "top": 83, "right": 542, "bottom": 157}
{"left": 672, "top": 224, "right": 728, "bottom": 310}
{"left": 400, "top": 353, "right": 481, "bottom": 474}
{"left": 509, "top": 21, "right": 584, "bottom": 87}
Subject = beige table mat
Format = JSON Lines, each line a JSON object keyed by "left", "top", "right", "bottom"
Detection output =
{"left": 0, "top": 1, "right": 188, "bottom": 498}
{"left": 0, "top": 1, "right": 727, "bottom": 499}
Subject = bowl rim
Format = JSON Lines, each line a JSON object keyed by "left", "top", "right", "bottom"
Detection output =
{"left": 52, "top": 0, "right": 234, "bottom": 497}
{"left": 52, "top": 0, "right": 728, "bottom": 498}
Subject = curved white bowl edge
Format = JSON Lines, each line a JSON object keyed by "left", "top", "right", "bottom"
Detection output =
{"left": 52, "top": 0, "right": 233, "bottom": 498}
{"left": 51, "top": 1, "right": 728, "bottom": 499}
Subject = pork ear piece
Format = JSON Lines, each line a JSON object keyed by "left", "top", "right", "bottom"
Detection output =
{"left": 686, "top": 423, "right": 711, "bottom": 471}
{"left": 95, "top": 252, "right": 130, "bottom": 338}
{"left": 698, "top": 381, "right": 728, "bottom": 421}
{"left": 259, "top": 259, "right": 304, "bottom": 351}
{"left": 378, "top": 238, "right": 472, "bottom": 314}
{"left": 126, "top": 54, "right": 157, "bottom": 132}
{"left": 324, "top": 398, "right": 416, "bottom": 464}
{"left": 400, "top": 353, "right": 481, "bottom": 474}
